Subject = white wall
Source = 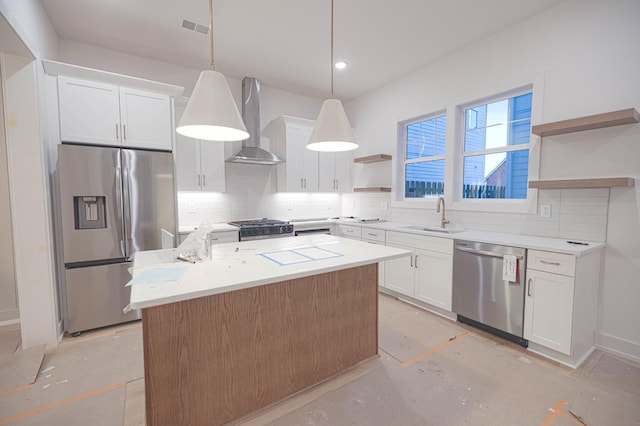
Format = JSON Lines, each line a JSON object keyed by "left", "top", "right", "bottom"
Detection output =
{"left": 345, "top": 0, "right": 640, "bottom": 360}
{"left": 0, "top": 0, "right": 60, "bottom": 347}
{"left": 1, "top": 53, "right": 58, "bottom": 347}
{"left": 0, "top": 63, "right": 18, "bottom": 324}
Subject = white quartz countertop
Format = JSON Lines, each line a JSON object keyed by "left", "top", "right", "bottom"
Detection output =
{"left": 178, "top": 218, "right": 604, "bottom": 256}
{"left": 129, "top": 234, "right": 410, "bottom": 310}
{"left": 336, "top": 221, "right": 604, "bottom": 256}
{"left": 337, "top": 221, "right": 603, "bottom": 256}
{"left": 178, "top": 223, "right": 238, "bottom": 233}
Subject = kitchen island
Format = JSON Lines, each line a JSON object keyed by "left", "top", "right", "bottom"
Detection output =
{"left": 129, "top": 234, "right": 410, "bottom": 425}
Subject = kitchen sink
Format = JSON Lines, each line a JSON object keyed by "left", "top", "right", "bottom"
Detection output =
{"left": 401, "top": 225, "right": 463, "bottom": 234}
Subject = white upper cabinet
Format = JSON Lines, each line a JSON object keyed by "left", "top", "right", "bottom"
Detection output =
{"left": 118, "top": 87, "right": 172, "bottom": 150}
{"left": 271, "top": 116, "right": 319, "bottom": 192}
{"left": 174, "top": 102, "right": 225, "bottom": 192}
{"left": 318, "top": 151, "right": 352, "bottom": 193}
{"left": 58, "top": 76, "right": 172, "bottom": 151}
{"left": 58, "top": 77, "right": 121, "bottom": 146}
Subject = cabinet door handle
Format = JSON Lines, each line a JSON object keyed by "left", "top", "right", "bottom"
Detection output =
{"left": 202, "top": 174, "right": 206, "bottom": 187}
{"left": 304, "top": 178, "right": 307, "bottom": 188}
{"left": 336, "top": 179, "right": 339, "bottom": 189}
{"left": 300, "top": 178, "right": 303, "bottom": 188}
{"left": 540, "top": 259, "right": 561, "bottom": 266}
{"left": 414, "top": 255, "right": 418, "bottom": 268}
{"left": 410, "top": 255, "right": 414, "bottom": 268}
{"left": 115, "top": 124, "right": 119, "bottom": 140}
{"left": 527, "top": 278, "right": 533, "bottom": 296}
{"left": 197, "top": 174, "right": 201, "bottom": 187}
{"left": 123, "top": 124, "right": 127, "bottom": 140}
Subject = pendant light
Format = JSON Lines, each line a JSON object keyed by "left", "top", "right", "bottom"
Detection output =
{"left": 307, "top": 0, "right": 358, "bottom": 152}
{"left": 176, "top": 0, "right": 249, "bottom": 142}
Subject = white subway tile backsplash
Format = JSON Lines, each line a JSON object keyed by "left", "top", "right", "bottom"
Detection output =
{"left": 177, "top": 167, "right": 609, "bottom": 243}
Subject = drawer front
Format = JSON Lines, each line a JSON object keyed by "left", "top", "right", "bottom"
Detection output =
{"left": 386, "top": 231, "right": 452, "bottom": 254}
{"left": 208, "top": 231, "right": 239, "bottom": 244}
{"left": 361, "top": 227, "right": 385, "bottom": 243}
{"left": 335, "top": 224, "right": 362, "bottom": 239}
{"left": 528, "top": 249, "right": 576, "bottom": 276}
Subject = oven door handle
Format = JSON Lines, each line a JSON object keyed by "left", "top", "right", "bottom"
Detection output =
{"left": 455, "top": 245, "right": 523, "bottom": 260}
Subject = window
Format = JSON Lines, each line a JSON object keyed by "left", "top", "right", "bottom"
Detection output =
{"left": 402, "top": 113, "right": 446, "bottom": 198}
{"left": 462, "top": 92, "right": 532, "bottom": 199}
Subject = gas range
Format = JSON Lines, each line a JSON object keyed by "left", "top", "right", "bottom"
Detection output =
{"left": 228, "top": 218, "right": 294, "bottom": 241}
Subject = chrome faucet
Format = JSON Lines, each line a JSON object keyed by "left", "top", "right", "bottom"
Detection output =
{"left": 436, "top": 196, "right": 450, "bottom": 228}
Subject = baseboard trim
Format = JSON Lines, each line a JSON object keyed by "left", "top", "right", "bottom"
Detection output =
{"left": 594, "top": 332, "right": 640, "bottom": 363}
{"left": 0, "top": 318, "right": 20, "bottom": 327}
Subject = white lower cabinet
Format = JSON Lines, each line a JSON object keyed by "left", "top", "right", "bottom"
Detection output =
{"left": 414, "top": 249, "right": 453, "bottom": 311}
{"left": 523, "top": 248, "right": 601, "bottom": 367}
{"left": 334, "top": 224, "right": 385, "bottom": 287}
{"left": 384, "top": 231, "right": 453, "bottom": 311}
{"left": 523, "top": 268, "right": 574, "bottom": 355}
{"left": 384, "top": 246, "right": 416, "bottom": 296}
{"left": 334, "top": 224, "right": 362, "bottom": 239}
{"left": 361, "top": 227, "right": 386, "bottom": 288}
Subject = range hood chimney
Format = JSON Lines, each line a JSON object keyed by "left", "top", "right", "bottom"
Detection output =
{"left": 226, "top": 77, "right": 283, "bottom": 165}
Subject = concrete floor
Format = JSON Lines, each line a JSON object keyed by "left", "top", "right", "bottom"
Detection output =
{"left": 1, "top": 294, "right": 639, "bottom": 425}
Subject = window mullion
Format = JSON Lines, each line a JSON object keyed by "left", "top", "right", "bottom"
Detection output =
{"left": 463, "top": 144, "right": 529, "bottom": 157}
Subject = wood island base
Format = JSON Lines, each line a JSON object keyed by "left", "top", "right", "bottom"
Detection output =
{"left": 141, "top": 263, "right": 379, "bottom": 425}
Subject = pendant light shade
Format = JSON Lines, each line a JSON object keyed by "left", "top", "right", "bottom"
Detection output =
{"left": 308, "top": 0, "right": 357, "bottom": 152}
{"left": 307, "top": 98, "right": 357, "bottom": 152}
{"left": 176, "top": 0, "right": 249, "bottom": 142}
{"left": 177, "top": 70, "right": 249, "bottom": 141}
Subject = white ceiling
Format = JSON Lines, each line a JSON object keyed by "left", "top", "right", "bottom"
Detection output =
{"left": 39, "top": 0, "right": 565, "bottom": 101}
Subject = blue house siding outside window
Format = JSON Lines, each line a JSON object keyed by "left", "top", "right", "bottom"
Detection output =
{"left": 404, "top": 114, "right": 446, "bottom": 198}
{"left": 462, "top": 92, "right": 531, "bottom": 199}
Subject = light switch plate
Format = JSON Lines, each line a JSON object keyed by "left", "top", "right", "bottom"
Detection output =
{"left": 188, "top": 202, "right": 196, "bottom": 213}
{"left": 380, "top": 201, "right": 388, "bottom": 210}
{"left": 540, "top": 204, "right": 551, "bottom": 218}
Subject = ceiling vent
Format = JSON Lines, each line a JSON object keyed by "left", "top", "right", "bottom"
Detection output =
{"left": 182, "top": 19, "right": 209, "bottom": 35}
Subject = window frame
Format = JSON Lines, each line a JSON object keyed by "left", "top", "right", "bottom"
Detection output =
{"left": 460, "top": 89, "right": 533, "bottom": 201}
{"left": 392, "top": 72, "right": 544, "bottom": 215}
{"left": 400, "top": 111, "right": 447, "bottom": 200}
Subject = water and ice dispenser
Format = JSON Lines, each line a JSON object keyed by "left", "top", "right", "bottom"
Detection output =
{"left": 73, "top": 196, "right": 106, "bottom": 229}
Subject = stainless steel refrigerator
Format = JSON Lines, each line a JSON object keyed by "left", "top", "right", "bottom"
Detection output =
{"left": 58, "top": 143, "right": 176, "bottom": 334}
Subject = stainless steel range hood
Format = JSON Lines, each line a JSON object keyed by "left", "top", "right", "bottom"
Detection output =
{"left": 226, "top": 77, "right": 283, "bottom": 165}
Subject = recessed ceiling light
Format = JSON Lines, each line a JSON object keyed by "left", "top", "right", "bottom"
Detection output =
{"left": 334, "top": 61, "right": 348, "bottom": 70}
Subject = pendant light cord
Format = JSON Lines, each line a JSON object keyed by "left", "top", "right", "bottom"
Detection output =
{"left": 209, "top": 0, "right": 215, "bottom": 70}
{"left": 330, "top": 0, "right": 334, "bottom": 97}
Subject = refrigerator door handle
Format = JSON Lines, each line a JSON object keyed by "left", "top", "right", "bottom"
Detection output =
{"left": 122, "top": 165, "right": 133, "bottom": 258}
{"left": 115, "top": 164, "right": 126, "bottom": 257}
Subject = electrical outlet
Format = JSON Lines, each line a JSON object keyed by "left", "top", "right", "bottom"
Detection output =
{"left": 380, "top": 201, "right": 388, "bottom": 210}
{"left": 287, "top": 202, "right": 293, "bottom": 211}
{"left": 540, "top": 204, "right": 551, "bottom": 218}
{"left": 188, "top": 202, "right": 196, "bottom": 213}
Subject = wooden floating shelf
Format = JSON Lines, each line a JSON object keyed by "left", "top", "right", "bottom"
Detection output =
{"left": 531, "top": 108, "right": 639, "bottom": 137}
{"left": 353, "top": 187, "right": 392, "bottom": 193}
{"left": 354, "top": 154, "right": 392, "bottom": 164}
{"left": 528, "top": 177, "right": 634, "bottom": 189}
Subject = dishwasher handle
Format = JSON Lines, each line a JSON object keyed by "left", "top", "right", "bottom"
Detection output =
{"left": 455, "top": 245, "right": 524, "bottom": 260}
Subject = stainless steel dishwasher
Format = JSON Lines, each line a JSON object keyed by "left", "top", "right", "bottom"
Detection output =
{"left": 452, "top": 240, "right": 528, "bottom": 346}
